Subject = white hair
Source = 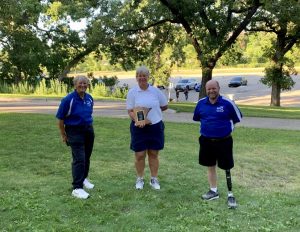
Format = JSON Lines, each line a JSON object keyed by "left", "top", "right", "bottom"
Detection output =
{"left": 73, "top": 75, "right": 90, "bottom": 86}
{"left": 136, "top": 66, "right": 150, "bottom": 77}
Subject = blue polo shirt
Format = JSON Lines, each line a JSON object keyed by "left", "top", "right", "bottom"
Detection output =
{"left": 193, "top": 95, "right": 242, "bottom": 138}
{"left": 56, "top": 90, "right": 94, "bottom": 126}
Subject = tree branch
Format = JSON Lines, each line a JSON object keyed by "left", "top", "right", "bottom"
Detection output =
{"left": 159, "top": 0, "right": 203, "bottom": 59}
{"left": 120, "top": 18, "right": 180, "bottom": 34}
{"left": 214, "top": 0, "right": 262, "bottom": 61}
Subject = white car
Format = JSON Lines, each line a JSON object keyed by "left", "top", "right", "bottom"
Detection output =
{"left": 174, "top": 78, "right": 198, "bottom": 91}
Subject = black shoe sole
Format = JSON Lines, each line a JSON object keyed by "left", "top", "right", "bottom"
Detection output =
{"left": 202, "top": 195, "right": 219, "bottom": 201}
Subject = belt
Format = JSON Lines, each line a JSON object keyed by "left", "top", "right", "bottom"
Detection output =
{"left": 65, "top": 124, "right": 93, "bottom": 129}
{"left": 204, "top": 135, "right": 231, "bottom": 142}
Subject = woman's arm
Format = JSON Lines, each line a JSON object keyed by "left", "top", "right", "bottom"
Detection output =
{"left": 127, "top": 109, "right": 135, "bottom": 121}
{"left": 160, "top": 105, "right": 168, "bottom": 111}
{"left": 58, "top": 119, "right": 67, "bottom": 143}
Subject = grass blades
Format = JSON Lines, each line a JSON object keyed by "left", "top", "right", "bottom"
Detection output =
{"left": 0, "top": 114, "right": 299, "bottom": 231}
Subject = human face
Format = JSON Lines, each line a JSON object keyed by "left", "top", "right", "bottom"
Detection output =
{"left": 206, "top": 80, "right": 220, "bottom": 102}
{"left": 136, "top": 72, "right": 149, "bottom": 90}
{"left": 75, "top": 79, "right": 88, "bottom": 96}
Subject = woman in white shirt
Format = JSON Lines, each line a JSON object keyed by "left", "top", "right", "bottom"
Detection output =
{"left": 126, "top": 66, "right": 168, "bottom": 190}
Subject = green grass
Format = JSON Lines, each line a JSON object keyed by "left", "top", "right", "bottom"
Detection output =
{"left": 169, "top": 102, "right": 300, "bottom": 119}
{"left": 0, "top": 114, "right": 299, "bottom": 231}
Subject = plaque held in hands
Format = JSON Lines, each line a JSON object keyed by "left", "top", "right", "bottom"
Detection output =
{"left": 133, "top": 107, "right": 151, "bottom": 126}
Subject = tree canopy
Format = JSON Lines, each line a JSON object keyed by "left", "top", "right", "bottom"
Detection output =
{"left": 1, "top": 0, "right": 300, "bottom": 105}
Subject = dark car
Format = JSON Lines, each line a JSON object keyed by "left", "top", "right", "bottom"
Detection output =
{"left": 156, "top": 85, "right": 165, "bottom": 90}
{"left": 175, "top": 78, "right": 198, "bottom": 91}
{"left": 228, "top": 76, "right": 248, "bottom": 88}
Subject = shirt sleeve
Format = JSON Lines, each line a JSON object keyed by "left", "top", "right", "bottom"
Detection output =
{"left": 229, "top": 101, "right": 242, "bottom": 124}
{"left": 157, "top": 88, "right": 168, "bottom": 106}
{"left": 126, "top": 89, "right": 135, "bottom": 110}
{"left": 193, "top": 101, "right": 201, "bottom": 121}
{"left": 56, "top": 97, "right": 69, "bottom": 120}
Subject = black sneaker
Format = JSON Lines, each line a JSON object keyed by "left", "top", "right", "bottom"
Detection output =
{"left": 202, "top": 190, "right": 219, "bottom": 200}
{"left": 227, "top": 196, "right": 237, "bottom": 209}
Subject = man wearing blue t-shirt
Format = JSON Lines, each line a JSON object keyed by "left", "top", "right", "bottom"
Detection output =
{"left": 193, "top": 80, "right": 242, "bottom": 209}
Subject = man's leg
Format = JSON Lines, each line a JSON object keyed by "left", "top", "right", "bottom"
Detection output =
{"left": 202, "top": 166, "right": 219, "bottom": 200}
{"left": 208, "top": 165, "right": 217, "bottom": 189}
{"left": 226, "top": 169, "right": 237, "bottom": 208}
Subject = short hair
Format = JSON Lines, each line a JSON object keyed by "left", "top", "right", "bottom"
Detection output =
{"left": 206, "top": 80, "right": 220, "bottom": 88}
{"left": 136, "top": 66, "right": 150, "bottom": 77}
{"left": 73, "top": 75, "right": 90, "bottom": 86}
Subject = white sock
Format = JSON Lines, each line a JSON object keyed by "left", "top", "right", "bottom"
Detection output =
{"left": 210, "top": 187, "right": 218, "bottom": 193}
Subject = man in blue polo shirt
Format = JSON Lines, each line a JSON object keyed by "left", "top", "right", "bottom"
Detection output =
{"left": 193, "top": 80, "right": 242, "bottom": 209}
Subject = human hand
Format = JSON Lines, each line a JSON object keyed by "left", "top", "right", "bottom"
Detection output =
{"left": 61, "top": 133, "right": 67, "bottom": 143}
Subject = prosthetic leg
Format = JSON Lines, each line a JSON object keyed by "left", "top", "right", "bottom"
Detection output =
{"left": 226, "top": 169, "right": 237, "bottom": 208}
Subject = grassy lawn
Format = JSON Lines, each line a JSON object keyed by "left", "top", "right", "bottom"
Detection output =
{"left": 0, "top": 114, "right": 299, "bottom": 231}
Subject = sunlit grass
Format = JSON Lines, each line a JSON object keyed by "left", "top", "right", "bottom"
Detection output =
{"left": 0, "top": 114, "right": 299, "bottom": 231}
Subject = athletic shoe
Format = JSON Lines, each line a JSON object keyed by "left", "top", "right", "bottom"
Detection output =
{"left": 227, "top": 196, "right": 237, "bottom": 209}
{"left": 71, "top": 188, "right": 89, "bottom": 199}
{"left": 201, "top": 190, "right": 219, "bottom": 200}
{"left": 135, "top": 177, "right": 144, "bottom": 190}
{"left": 150, "top": 177, "right": 161, "bottom": 190}
{"left": 83, "top": 178, "right": 94, "bottom": 189}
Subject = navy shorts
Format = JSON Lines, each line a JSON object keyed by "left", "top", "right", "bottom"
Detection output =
{"left": 130, "top": 121, "right": 165, "bottom": 152}
{"left": 199, "top": 135, "right": 234, "bottom": 170}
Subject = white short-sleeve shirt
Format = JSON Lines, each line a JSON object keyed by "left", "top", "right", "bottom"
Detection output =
{"left": 126, "top": 85, "right": 168, "bottom": 125}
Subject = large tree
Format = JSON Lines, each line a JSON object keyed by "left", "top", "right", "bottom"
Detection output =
{"left": 0, "top": 0, "right": 47, "bottom": 83}
{"left": 105, "top": 0, "right": 261, "bottom": 97}
{"left": 54, "top": 0, "right": 262, "bottom": 95}
{"left": 248, "top": 0, "right": 300, "bottom": 106}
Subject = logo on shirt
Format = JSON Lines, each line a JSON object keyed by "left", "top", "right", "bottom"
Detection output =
{"left": 216, "top": 106, "right": 224, "bottom": 112}
{"left": 86, "top": 100, "right": 92, "bottom": 107}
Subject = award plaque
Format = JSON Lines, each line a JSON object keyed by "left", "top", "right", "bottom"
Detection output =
{"left": 133, "top": 107, "right": 151, "bottom": 126}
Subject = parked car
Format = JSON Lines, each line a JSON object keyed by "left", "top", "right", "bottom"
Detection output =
{"left": 175, "top": 78, "right": 198, "bottom": 91}
{"left": 228, "top": 76, "right": 248, "bottom": 87}
{"left": 156, "top": 85, "right": 165, "bottom": 90}
{"left": 195, "top": 82, "right": 201, "bottom": 92}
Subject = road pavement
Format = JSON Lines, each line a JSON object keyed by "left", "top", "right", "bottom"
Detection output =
{"left": 1, "top": 98, "right": 300, "bottom": 130}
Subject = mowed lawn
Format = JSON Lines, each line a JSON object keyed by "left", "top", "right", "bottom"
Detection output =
{"left": 0, "top": 113, "right": 299, "bottom": 232}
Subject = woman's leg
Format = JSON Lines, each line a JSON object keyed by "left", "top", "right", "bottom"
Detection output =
{"left": 135, "top": 151, "right": 146, "bottom": 177}
{"left": 148, "top": 149, "right": 159, "bottom": 177}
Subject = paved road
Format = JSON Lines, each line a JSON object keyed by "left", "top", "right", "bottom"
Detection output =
{"left": 118, "top": 74, "right": 300, "bottom": 107}
{"left": 1, "top": 98, "right": 300, "bottom": 130}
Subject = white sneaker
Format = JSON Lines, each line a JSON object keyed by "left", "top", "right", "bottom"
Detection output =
{"left": 72, "top": 188, "right": 89, "bottom": 199}
{"left": 135, "top": 177, "right": 144, "bottom": 190}
{"left": 83, "top": 178, "right": 94, "bottom": 189}
{"left": 150, "top": 177, "right": 160, "bottom": 190}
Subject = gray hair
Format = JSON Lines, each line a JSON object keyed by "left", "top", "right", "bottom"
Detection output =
{"left": 136, "top": 66, "right": 150, "bottom": 77}
{"left": 73, "top": 75, "right": 90, "bottom": 86}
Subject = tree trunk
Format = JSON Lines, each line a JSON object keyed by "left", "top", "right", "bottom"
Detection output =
{"left": 270, "top": 82, "right": 281, "bottom": 106}
{"left": 199, "top": 66, "right": 213, "bottom": 99}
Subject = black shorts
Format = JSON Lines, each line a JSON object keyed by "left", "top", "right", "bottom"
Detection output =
{"left": 199, "top": 135, "right": 234, "bottom": 170}
{"left": 130, "top": 121, "right": 165, "bottom": 152}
